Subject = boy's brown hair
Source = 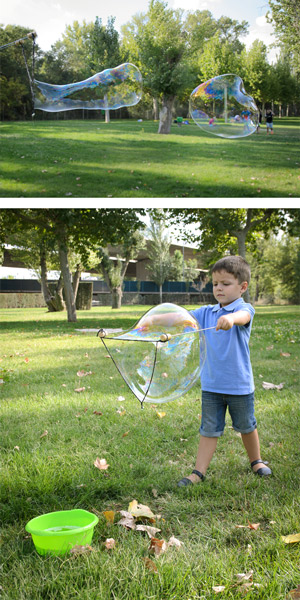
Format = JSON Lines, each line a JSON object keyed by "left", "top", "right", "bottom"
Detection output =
{"left": 211, "top": 255, "right": 251, "bottom": 284}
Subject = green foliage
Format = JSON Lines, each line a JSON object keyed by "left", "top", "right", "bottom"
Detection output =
{"left": 0, "top": 25, "right": 41, "bottom": 119}
{"left": 267, "top": 0, "right": 300, "bottom": 74}
{"left": 146, "top": 214, "right": 173, "bottom": 287}
{"left": 90, "top": 16, "right": 121, "bottom": 73}
{"left": 135, "top": 0, "right": 190, "bottom": 99}
{"left": 240, "top": 40, "right": 271, "bottom": 104}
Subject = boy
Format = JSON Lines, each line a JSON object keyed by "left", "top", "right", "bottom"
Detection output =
{"left": 178, "top": 255, "right": 271, "bottom": 486}
{"left": 265, "top": 109, "right": 274, "bottom": 135}
{"left": 140, "top": 255, "right": 271, "bottom": 485}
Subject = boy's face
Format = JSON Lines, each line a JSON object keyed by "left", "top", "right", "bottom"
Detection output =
{"left": 212, "top": 269, "right": 248, "bottom": 306}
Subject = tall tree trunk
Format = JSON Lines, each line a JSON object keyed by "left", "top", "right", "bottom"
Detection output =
{"left": 235, "top": 230, "right": 250, "bottom": 303}
{"left": 58, "top": 235, "right": 77, "bottom": 322}
{"left": 40, "top": 247, "right": 54, "bottom": 309}
{"left": 159, "top": 283, "right": 163, "bottom": 304}
{"left": 153, "top": 97, "right": 159, "bottom": 120}
{"left": 112, "top": 286, "right": 122, "bottom": 309}
{"left": 158, "top": 96, "right": 175, "bottom": 134}
{"left": 40, "top": 246, "right": 65, "bottom": 312}
{"left": 105, "top": 110, "right": 110, "bottom": 123}
{"left": 72, "top": 264, "right": 81, "bottom": 300}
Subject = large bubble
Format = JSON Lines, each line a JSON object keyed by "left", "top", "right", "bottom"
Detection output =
{"left": 34, "top": 63, "right": 142, "bottom": 112}
{"left": 98, "top": 303, "right": 206, "bottom": 406}
{"left": 190, "top": 74, "right": 259, "bottom": 139}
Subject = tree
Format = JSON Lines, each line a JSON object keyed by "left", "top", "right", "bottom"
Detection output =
{"left": 133, "top": 0, "right": 190, "bottom": 133}
{"left": 267, "top": 0, "right": 300, "bottom": 74}
{"left": 90, "top": 16, "right": 121, "bottom": 123}
{"left": 146, "top": 214, "right": 174, "bottom": 302}
{"left": 0, "top": 209, "right": 145, "bottom": 321}
{"left": 98, "top": 231, "right": 145, "bottom": 309}
{"left": 199, "top": 33, "right": 243, "bottom": 81}
{"left": 164, "top": 208, "right": 291, "bottom": 302}
{"left": 0, "top": 25, "right": 41, "bottom": 120}
{"left": 240, "top": 41, "right": 271, "bottom": 111}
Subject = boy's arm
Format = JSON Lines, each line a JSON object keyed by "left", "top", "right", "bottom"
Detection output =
{"left": 216, "top": 310, "right": 251, "bottom": 331}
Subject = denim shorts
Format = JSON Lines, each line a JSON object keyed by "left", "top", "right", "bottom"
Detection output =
{"left": 200, "top": 390, "right": 257, "bottom": 437}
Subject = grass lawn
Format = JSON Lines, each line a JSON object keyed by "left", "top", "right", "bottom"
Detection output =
{"left": 0, "top": 118, "right": 299, "bottom": 198}
{"left": 0, "top": 304, "right": 299, "bottom": 599}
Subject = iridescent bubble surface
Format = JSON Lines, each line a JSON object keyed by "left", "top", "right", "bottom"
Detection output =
{"left": 34, "top": 63, "right": 142, "bottom": 112}
{"left": 190, "top": 74, "right": 259, "bottom": 139}
{"left": 99, "top": 303, "right": 206, "bottom": 405}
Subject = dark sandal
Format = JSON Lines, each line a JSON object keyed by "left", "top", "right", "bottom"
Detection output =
{"left": 177, "top": 469, "right": 205, "bottom": 487}
{"left": 251, "top": 459, "right": 272, "bottom": 477}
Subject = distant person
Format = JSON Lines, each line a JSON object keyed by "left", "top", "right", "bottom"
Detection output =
{"left": 266, "top": 109, "right": 274, "bottom": 135}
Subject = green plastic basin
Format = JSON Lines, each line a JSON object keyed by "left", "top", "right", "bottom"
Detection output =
{"left": 25, "top": 509, "right": 99, "bottom": 555}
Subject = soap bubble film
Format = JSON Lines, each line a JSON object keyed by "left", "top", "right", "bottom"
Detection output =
{"left": 98, "top": 303, "right": 206, "bottom": 405}
{"left": 190, "top": 74, "right": 259, "bottom": 138}
{"left": 34, "top": 63, "right": 142, "bottom": 112}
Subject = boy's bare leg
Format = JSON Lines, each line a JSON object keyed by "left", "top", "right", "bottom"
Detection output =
{"left": 241, "top": 429, "right": 265, "bottom": 471}
{"left": 186, "top": 436, "right": 218, "bottom": 483}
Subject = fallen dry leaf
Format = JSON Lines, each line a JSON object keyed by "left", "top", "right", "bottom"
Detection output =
{"left": 281, "top": 533, "right": 300, "bottom": 544}
{"left": 262, "top": 381, "right": 284, "bottom": 390}
{"left": 118, "top": 514, "right": 136, "bottom": 530}
{"left": 116, "top": 409, "right": 126, "bottom": 416}
{"left": 287, "top": 585, "right": 300, "bottom": 599}
{"left": 142, "top": 557, "right": 158, "bottom": 572}
{"left": 149, "top": 537, "right": 168, "bottom": 556}
{"left": 14, "top": 445, "right": 20, "bottom": 451}
{"left": 168, "top": 536, "right": 183, "bottom": 548}
{"left": 117, "top": 395, "right": 125, "bottom": 402}
{"left": 236, "top": 570, "right": 253, "bottom": 582}
{"left": 77, "top": 370, "right": 92, "bottom": 377}
{"left": 128, "top": 500, "right": 155, "bottom": 519}
{"left": 156, "top": 411, "right": 166, "bottom": 419}
{"left": 40, "top": 430, "right": 48, "bottom": 439}
{"left": 280, "top": 352, "right": 291, "bottom": 357}
{"left": 248, "top": 521, "right": 260, "bottom": 530}
{"left": 122, "top": 431, "right": 130, "bottom": 437}
{"left": 75, "top": 387, "right": 86, "bottom": 393}
{"left": 212, "top": 585, "right": 226, "bottom": 593}
{"left": 94, "top": 457, "right": 109, "bottom": 470}
{"left": 70, "top": 544, "right": 94, "bottom": 555}
{"left": 103, "top": 510, "right": 115, "bottom": 524}
{"left": 136, "top": 524, "right": 161, "bottom": 538}
{"left": 104, "top": 538, "right": 116, "bottom": 550}
{"left": 93, "top": 410, "right": 103, "bottom": 415}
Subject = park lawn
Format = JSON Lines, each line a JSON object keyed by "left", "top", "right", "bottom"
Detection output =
{"left": 0, "top": 305, "right": 299, "bottom": 600}
{"left": 0, "top": 118, "right": 299, "bottom": 198}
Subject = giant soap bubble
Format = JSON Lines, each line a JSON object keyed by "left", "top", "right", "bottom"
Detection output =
{"left": 190, "top": 74, "right": 259, "bottom": 139}
{"left": 98, "top": 303, "right": 206, "bottom": 407}
{"left": 34, "top": 63, "right": 142, "bottom": 112}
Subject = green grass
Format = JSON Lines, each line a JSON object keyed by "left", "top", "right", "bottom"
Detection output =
{"left": 0, "top": 118, "right": 299, "bottom": 197}
{"left": 0, "top": 305, "right": 300, "bottom": 599}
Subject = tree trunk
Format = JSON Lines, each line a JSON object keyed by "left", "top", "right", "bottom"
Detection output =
{"left": 40, "top": 247, "right": 54, "bottom": 309}
{"left": 40, "top": 247, "right": 65, "bottom": 312}
{"left": 112, "top": 286, "right": 122, "bottom": 309}
{"left": 235, "top": 230, "right": 250, "bottom": 303}
{"left": 72, "top": 264, "right": 81, "bottom": 300}
{"left": 153, "top": 97, "right": 159, "bottom": 120}
{"left": 105, "top": 109, "right": 110, "bottom": 123}
{"left": 159, "top": 283, "right": 163, "bottom": 304}
{"left": 158, "top": 96, "right": 175, "bottom": 134}
{"left": 58, "top": 236, "right": 77, "bottom": 322}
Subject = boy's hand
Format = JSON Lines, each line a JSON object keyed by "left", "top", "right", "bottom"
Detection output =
{"left": 216, "top": 315, "right": 235, "bottom": 331}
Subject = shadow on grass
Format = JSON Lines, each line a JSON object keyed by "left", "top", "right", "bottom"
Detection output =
{"left": 1, "top": 120, "right": 299, "bottom": 197}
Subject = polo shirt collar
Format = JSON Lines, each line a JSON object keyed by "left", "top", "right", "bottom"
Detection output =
{"left": 212, "top": 298, "right": 243, "bottom": 312}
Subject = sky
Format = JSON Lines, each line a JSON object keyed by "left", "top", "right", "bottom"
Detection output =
{"left": 1, "top": 0, "right": 279, "bottom": 63}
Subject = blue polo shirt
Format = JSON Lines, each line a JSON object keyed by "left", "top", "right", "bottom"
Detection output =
{"left": 190, "top": 298, "right": 255, "bottom": 394}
